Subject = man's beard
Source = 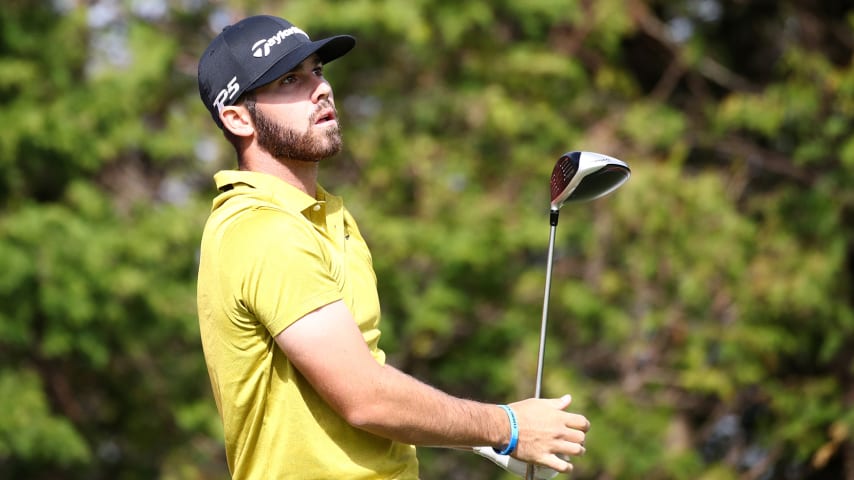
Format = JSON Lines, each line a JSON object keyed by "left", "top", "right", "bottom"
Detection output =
{"left": 253, "top": 104, "right": 343, "bottom": 163}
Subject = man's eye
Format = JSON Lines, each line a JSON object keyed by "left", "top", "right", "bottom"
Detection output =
{"left": 282, "top": 75, "right": 297, "bottom": 85}
{"left": 313, "top": 67, "right": 324, "bottom": 76}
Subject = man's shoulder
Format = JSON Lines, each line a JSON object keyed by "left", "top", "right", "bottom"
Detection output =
{"left": 216, "top": 204, "right": 316, "bottom": 250}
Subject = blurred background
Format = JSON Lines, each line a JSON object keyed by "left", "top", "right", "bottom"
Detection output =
{"left": 1, "top": 0, "right": 852, "bottom": 479}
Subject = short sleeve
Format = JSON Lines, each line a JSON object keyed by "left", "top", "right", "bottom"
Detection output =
{"left": 220, "top": 207, "right": 343, "bottom": 337}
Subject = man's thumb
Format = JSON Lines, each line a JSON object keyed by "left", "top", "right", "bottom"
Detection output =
{"left": 553, "top": 394, "right": 572, "bottom": 409}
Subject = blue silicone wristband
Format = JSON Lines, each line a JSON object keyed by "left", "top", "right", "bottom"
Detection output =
{"left": 493, "top": 404, "right": 519, "bottom": 455}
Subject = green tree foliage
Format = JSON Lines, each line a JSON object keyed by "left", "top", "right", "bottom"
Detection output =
{"left": 0, "top": 1, "right": 851, "bottom": 479}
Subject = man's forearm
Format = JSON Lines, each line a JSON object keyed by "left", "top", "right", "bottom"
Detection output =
{"left": 343, "top": 363, "right": 510, "bottom": 449}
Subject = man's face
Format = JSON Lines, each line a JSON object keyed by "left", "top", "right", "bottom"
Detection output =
{"left": 250, "top": 54, "right": 342, "bottom": 162}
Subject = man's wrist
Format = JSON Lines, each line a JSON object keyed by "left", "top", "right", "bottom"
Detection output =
{"left": 493, "top": 404, "right": 519, "bottom": 455}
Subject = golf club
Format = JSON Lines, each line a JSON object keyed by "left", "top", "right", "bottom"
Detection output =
{"left": 471, "top": 447, "right": 558, "bottom": 479}
{"left": 526, "top": 151, "right": 630, "bottom": 480}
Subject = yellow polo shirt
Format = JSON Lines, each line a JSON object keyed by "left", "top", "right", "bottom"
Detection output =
{"left": 196, "top": 170, "right": 418, "bottom": 479}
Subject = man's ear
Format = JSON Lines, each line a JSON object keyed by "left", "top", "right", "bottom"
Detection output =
{"left": 220, "top": 105, "right": 254, "bottom": 138}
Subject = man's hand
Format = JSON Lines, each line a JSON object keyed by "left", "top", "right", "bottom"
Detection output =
{"left": 508, "top": 395, "right": 589, "bottom": 473}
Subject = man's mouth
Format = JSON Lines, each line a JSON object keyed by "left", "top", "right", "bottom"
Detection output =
{"left": 314, "top": 108, "right": 336, "bottom": 125}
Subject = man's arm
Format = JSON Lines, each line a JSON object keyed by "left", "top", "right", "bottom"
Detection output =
{"left": 275, "top": 300, "right": 589, "bottom": 472}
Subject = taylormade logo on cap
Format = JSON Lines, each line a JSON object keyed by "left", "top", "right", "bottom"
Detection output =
{"left": 251, "top": 26, "right": 309, "bottom": 58}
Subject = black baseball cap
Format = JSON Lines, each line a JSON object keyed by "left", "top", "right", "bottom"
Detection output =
{"left": 198, "top": 15, "right": 355, "bottom": 129}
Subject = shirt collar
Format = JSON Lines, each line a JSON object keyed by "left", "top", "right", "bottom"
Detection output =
{"left": 213, "top": 170, "right": 336, "bottom": 215}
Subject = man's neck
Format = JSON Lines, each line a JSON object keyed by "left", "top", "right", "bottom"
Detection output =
{"left": 241, "top": 153, "right": 320, "bottom": 198}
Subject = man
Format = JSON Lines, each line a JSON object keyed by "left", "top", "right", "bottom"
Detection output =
{"left": 196, "top": 15, "right": 590, "bottom": 479}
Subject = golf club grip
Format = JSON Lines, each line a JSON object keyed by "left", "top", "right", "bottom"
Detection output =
{"left": 526, "top": 464, "right": 536, "bottom": 479}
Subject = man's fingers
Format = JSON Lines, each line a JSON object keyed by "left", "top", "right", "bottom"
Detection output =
{"left": 533, "top": 453, "right": 571, "bottom": 478}
{"left": 567, "top": 441, "right": 586, "bottom": 456}
{"left": 539, "top": 453, "right": 574, "bottom": 473}
{"left": 551, "top": 436, "right": 585, "bottom": 457}
{"left": 560, "top": 426, "right": 587, "bottom": 448}
{"left": 565, "top": 412, "right": 591, "bottom": 432}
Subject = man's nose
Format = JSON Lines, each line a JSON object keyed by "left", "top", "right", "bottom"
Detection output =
{"left": 312, "top": 78, "right": 332, "bottom": 103}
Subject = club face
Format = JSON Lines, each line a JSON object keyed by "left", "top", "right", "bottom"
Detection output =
{"left": 550, "top": 151, "right": 631, "bottom": 209}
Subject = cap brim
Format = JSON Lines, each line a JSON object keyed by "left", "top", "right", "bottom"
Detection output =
{"left": 246, "top": 35, "right": 355, "bottom": 94}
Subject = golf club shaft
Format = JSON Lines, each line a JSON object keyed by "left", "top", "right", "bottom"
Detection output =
{"left": 535, "top": 209, "right": 560, "bottom": 397}
{"left": 526, "top": 464, "right": 536, "bottom": 480}
{"left": 534, "top": 223, "right": 557, "bottom": 398}
{"left": 528, "top": 209, "right": 560, "bottom": 480}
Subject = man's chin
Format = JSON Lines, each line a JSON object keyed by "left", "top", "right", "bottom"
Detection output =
{"left": 254, "top": 120, "right": 343, "bottom": 163}
{"left": 285, "top": 143, "right": 342, "bottom": 163}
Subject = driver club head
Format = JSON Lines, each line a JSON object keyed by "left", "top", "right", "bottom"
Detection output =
{"left": 550, "top": 151, "right": 631, "bottom": 209}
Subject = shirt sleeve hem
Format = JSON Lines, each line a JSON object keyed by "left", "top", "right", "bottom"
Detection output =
{"left": 267, "top": 290, "right": 344, "bottom": 338}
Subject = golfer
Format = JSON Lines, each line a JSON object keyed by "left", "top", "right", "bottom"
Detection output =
{"left": 196, "top": 15, "right": 590, "bottom": 479}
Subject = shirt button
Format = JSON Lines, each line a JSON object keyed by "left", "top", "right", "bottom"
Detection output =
{"left": 312, "top": 204, "right": 321, "bottom": 211}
